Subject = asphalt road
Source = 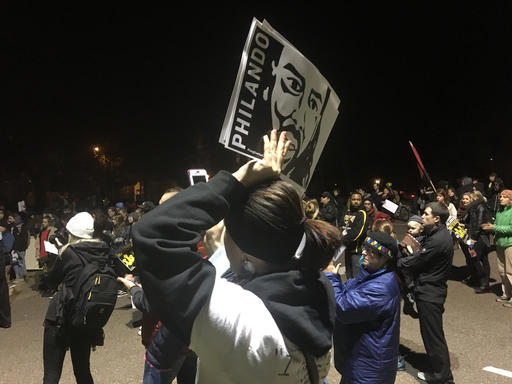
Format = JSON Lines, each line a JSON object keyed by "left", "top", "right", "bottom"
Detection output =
{"left": 1, "top": 220, "right": 511, "bottom": 383}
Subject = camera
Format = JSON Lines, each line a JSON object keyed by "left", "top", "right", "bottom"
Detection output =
{"left": 49, "top": 227, "right": 69, "bottom": 248}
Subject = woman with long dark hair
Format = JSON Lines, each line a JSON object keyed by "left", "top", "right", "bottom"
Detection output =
{"left": 467, "top": 191, "right": 493, "bottom": 293}
{"left": 132, "top": 130, "right": 342, "bottom": 383}
{"left": 436, "top": 188, "right": 457, "bottom": 221}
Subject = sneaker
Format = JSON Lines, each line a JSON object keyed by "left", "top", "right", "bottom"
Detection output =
{"left": 42, "top": 290, "right": 55, "bottom": 298}
{"left": 397, "top": 356, "right": 406, "bottom": 371}
{"left": 138, "top": 326, "right": 142, "bottom": 336}
{"left": 462, "top": 277, "right": 478, "bottom": 287}
{"left": 496, "top": 296, "right": 511, "bottom": 303}
{"left": 402, "top": 299, "right": 419, "bottom": 319}
{"left": 474, "top": 285, "right": 490, "bottom": 294}
{"left": 117, "top": 289, "right": 127, "bottom": 297}
{"left": 503, "top": 301, "right": 512, "bottom": 308}
{"left": 417, "top": 371, "right": 426, "bottom": 381}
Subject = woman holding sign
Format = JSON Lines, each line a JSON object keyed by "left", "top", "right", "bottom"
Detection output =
{"left": 132, "top": 130, "right": 342, "bottom": 384}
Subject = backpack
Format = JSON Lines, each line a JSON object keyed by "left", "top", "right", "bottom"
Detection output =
{"left": 68, "top": 246, "right": 118, "bottom": 329}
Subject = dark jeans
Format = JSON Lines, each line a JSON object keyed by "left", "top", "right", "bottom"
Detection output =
{"left": 143, "top": 353, "right": 197, "bottom": 384}
{"left": 416, "top": 300, "right": 454, "bottom": 384}
{"left": 143, "top": 359, "right": 176, "bottom": 384}
{"left": 0, "top": 254, "right": 11, "bottom": 328}
{"left": 43, "top": 324, "right": 94, "bottom": 384}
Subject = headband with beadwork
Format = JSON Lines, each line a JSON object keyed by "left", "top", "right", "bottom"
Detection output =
{"left": 364, "top": 237, "right": 393, "bottom": 259}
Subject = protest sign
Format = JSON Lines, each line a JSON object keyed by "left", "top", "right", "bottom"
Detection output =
{"left": 219, "top": 18, "right": 340, "bottom": 192}
{"left": 446, "top": 217, "right": 468, "bottom": 241}
{"left": 117, "top": 250, "right": 136, "bottom": 272}
{"left": 18, "top": 200, "right": 26, "bottom": 212}
{"left": 382, "top": 199, "right": 399, "bottom": 214}
{"left": 44, "top": 241, "right": 59, "bottom": 255}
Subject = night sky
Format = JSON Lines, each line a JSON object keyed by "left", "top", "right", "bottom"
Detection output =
{"left": 5, "top": 2, "right": 512, "bottom": 198}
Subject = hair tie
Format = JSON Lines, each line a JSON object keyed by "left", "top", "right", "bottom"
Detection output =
{"left": 293, "top": 232, "right": 307, "bottom": 260}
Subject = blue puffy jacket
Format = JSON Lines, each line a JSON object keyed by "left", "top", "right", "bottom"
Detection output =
{"left": 326, "top": 267, "right": 400, "bottom": 384}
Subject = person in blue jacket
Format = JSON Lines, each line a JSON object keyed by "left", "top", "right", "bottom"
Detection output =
{"left": 325, "top": 231, "right": 401, "bottom": 384}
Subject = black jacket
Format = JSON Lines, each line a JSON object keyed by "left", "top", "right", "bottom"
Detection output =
{"left": 397, "top": 225, "right": 453, "bottom": 303}
{"left": 467, "top": 198, "right": 492, "bottom": 243}
{"left": 342, "top": 207, "right": 368, "bottom": 255}
{"left": 132, "top": 171, "right": 335, "bottom": 356}
{"left": 12, "top": 224, "right": 29, "bottom": 251}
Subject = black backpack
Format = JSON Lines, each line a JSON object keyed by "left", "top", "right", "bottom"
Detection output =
{"left": 68, "top": 246, "right": 118, "bottom": 329}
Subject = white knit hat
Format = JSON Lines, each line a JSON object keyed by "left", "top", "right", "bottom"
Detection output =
{"left": 66, "top": 212, "right": 94, "bottom": 239}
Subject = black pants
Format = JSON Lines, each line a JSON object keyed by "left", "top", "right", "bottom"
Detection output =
{"left": 177, "top": 353, "right": 198, "bottom": 384}
{"left": 459, "top": 241, "right": 477, "bottom": 282}
{"left": 416, "top": 300, "right": 454, "bottom": 384}
{"left": 43, "top": 324, "right": 94, "bottom": 384}
{"left": 344, "top": 252, "right": 361, "bottom": 279}
{"left": 472, "top": 241, "right": 490, "bottom": 287}
{"left": 0, "top": 254, "right": 11, "bottom": 328}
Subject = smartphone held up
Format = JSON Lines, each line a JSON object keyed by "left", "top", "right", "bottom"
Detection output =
{"left": 187, "top": 169, "right": 209, "bottom": 185}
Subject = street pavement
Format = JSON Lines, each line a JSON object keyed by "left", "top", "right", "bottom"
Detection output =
{"left": 1, "top": 220, "right": 511, "bottom": 383}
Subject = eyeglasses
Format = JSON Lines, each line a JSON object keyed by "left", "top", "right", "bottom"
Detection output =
{"left": 363, "top": 246, "right": 379, "bottom": 256}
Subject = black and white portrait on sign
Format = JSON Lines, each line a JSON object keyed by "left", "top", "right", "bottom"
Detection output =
{"left": 266, "top": 43, "right": 333, "bottom": 188}
{"left": 219, "top": 18, "right": 340, "bottom": 192}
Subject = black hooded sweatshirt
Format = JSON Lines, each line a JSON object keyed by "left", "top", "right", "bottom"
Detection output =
{"left": 132, "top": 171, "right": 335, "bottom": 365}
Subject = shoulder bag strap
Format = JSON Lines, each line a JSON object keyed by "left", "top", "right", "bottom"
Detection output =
{"left": 303, "top": 351, "right": 319, "bottom": 384}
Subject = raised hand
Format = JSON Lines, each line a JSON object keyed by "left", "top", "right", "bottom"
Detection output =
{"left": 233, "top": 129, "right": 291, "bottom": 187}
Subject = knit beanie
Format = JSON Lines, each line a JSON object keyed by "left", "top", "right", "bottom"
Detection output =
{"left": 408, "top": 215, "right": 423, "bottom": 224}
{"left": 364, "top": 231, "right": 398, "bottom": 259}
{"left": 321, "top": 191, "right": 334, "bottom": 200}
{"left": 501, "top": 189, "right": 512, "bottom": 201}
{"left": 66, "top": 212, "right": 94, "bottom": 239}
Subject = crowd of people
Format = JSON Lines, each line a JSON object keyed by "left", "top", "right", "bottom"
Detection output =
{"left": 0, "top": 132, "right": 511, "bottom": 384}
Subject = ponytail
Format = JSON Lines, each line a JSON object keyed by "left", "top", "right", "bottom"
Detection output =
{"left": 295, "top": 219, "right": 343, "bottom": 270}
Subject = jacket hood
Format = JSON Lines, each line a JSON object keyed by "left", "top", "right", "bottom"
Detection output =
{"left": 65, "top": 239, "right": 112, "bottom": 264}
{"left": 243, "top": 269, "right": 334, "bottom": 357}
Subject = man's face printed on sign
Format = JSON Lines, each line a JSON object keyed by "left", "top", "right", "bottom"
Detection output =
{"left": 270, "top": 47, "right": 329, "bottom": 167}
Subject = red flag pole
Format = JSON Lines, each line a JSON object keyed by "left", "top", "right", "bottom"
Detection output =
{"left": 409, "top": 141, "right": 437, "bottom": 193}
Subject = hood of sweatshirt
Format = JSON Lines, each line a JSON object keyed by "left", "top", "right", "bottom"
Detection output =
{"left": 243, "top": 269, "right": 335, "bottom": 357}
